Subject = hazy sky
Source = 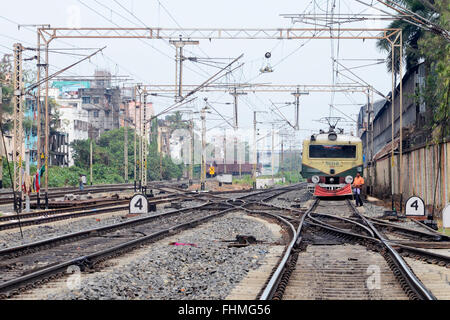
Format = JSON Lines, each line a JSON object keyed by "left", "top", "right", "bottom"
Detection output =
{"left": 0, "top": 0, "right": 397, "bottom": 148}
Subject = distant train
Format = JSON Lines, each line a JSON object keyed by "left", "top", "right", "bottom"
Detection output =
{"left": 301, "top": 127, "right": 363, "bottom": 197}
{"left": 206, "top": 162, "right": 262, "bottom": 177}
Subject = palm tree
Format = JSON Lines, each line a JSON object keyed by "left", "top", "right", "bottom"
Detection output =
{"left": 376, "top": 0, "right": 437, "bottom": 74}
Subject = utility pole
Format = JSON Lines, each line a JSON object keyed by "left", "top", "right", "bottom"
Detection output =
{"left": 142, "top": 89, "right": 148, "bottom": 188}
{"left": 34, "top": 25, "right": 49, "bottom": 208}
{"left": 271, "top": 124, "right": 275, "bottom": 184}
{"left": 25, "top": 150, "right": 30, "bottom": 212}
{"left": 281, "top": 134, "right": 284, "bottom": 178}
{"left": 229, "top": 88, "right": 246, "bottom": 177}
{"left": 89, "top": 139, "right": 93, "bottom": 185}
{"left": 133, "top": 91, "right": 137, "bottom": 191}
{"left": 189, "top": 114, "right": 194, "bottom": 185}
{"left": 370, "top": 89, "right": 374, "bottom": 194}
{"left": 252, "top": 111, "right": 266, "bottom": 189}
{"left": 44, "top": 41, "right": 49, "bottom": 208}
{"left": 223, "top": 127, "right": 227, "bottom": 174}
{"left": 365, "top": 89, "right": 371, "bottom": 195}
{"left": 253, "top": 113, "right": 257, "bottom": 189}
{"left": 12, "top": 43, "right": 23, "bottom": 212}
{"left": 138, "top": 89, "right": 142, "bottom": 190}
{"left": 289, "top": 139, "right": 293, "bottom": 181}
{"left": 291, "top": 88, "right": 308, "bottom": 130}
{"left": 200, "top": 99, "right": 208, "bottom": 191}
{"left": 123, "top": 101, "right": 128, "bottom": 183}
{"left": 0, "top": 86, "right": 3, "bottom": 189}
{"left": 169, "top": 39, "right": 199, "bottom": 102}
{"left": 36, "top": 32, "right": 41, "bottom": 207}
{"left": 158, "top": 126, "right": 163, "bottom": 181}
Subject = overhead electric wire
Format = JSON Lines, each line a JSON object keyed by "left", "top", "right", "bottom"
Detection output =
{"left": 0, "top": 14, "right": 139, "bottom": 83}
{"left": 107, "top": 0, "right": 212, "bottom": 79}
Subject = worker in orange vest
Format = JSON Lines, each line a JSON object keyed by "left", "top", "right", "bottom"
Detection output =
{"left": 352, "top": 172, "right": 365, "bottom": 207}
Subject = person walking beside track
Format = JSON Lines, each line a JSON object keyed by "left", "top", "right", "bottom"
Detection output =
{"left": 352, "top": 172, "right": 364, "bottom": 207}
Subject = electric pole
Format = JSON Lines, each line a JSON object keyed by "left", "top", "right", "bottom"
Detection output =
{"left": 271, "top": 123, "right": 275, "bottom": 184}
{"left": 44, "top": 41, "right": 49, "bottom": 208}
{"left": 169, "top": 38, "right": 199, "bottom": 102}
{"left": 158, "top": 127, "right": 162, "bottom": 181}
{"left": 200, "top": 99, "right": 209, "bottom": 191}
{"left": 291, "top": 88, "right": 308, "bottom": 130}
{"left": 123, "top": 101, "right": 128, "bottom": 183}
{"left": 253, "top": 111, "right": 266, "bottom": 189}
{"left": 12, "top": 43, "right": 23, "bottom": 212}
{"left": 36, "top": 31, "right": 42, "bottom": 207}
{"left": 281, "top": 134, "right": 284, "bottom": 178}
{"left": 223, "top": 127, "right": 227, "bottom": 174}
{"left": 90, "top": 139, "right": 93, "bottom": 185}
{"left": 142, "top": 89, "right": 148, "bottom": 188}
{"left": 229, "top": 88, "right": 246, "bottom": 177}
{"left": 189, "top": 114, "right": 194, "bottom": 185}
{"left": 133, "top": 91, "right": 137, "bottom": 191}
{"left": 138, "top": 89, "right": 142, "bottom": 190}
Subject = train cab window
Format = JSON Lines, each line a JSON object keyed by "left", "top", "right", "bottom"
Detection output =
{"left": 309, "top": 145, "right": 356, "bottom": 159}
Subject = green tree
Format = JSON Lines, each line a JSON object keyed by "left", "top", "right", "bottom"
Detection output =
{"left": 71, "top": 126, "right": 183, "bottom": 183}
{"left": 376, "top": 0, "right": 449, "bottom": 139}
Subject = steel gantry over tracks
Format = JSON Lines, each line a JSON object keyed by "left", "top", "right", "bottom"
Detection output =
{"left": 31, "top": 26, "right": 403, "bottom": 197}
{"left": 37, "top": 27, "right": 401, "bottom": 41}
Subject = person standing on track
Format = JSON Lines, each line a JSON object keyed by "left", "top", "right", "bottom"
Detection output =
{"left": 352, "top": 172, "right": 364, "bottom": 207}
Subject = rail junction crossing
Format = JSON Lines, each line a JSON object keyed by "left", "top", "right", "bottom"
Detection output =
{"left": 1, "top": 0, "right": 449, "bottom": 306}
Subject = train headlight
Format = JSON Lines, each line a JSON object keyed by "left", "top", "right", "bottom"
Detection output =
{"left": 328, "top": 132, "right": 337, "bottom": 141}
{"left": 312, "top": 175, "right": 320, "bottom": 184}
{"left": 345, "top": 175, "right": 353, "bottom": 184}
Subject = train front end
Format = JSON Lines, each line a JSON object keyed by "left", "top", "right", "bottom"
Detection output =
{"left": 301, "top": 130, "right": 363, "bottom": 197}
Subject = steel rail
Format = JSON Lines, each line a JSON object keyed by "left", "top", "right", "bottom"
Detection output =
{"left": 0, "top": 206, "right": 237, "bottom": 296}
{"left": 0, "top": 185, "right": 302, "bottom": 297}
{"left": 363, "top": 216, "right": 450, "bottom": 241}
{"left": 0, "top": 201, "right": 215, "bottom": 257}
{"left": 307, "top": 212, "right": 375, "bottom": 238}
{"left": 391, "top": 244, "right": 450, "bottom": 266}
{"left": 347, "top": 199, "right": 437, "bottom": 300}
{"left": 259, "top": 198, "right": 318, "bottom": 300}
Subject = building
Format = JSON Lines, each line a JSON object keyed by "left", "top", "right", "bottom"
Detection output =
{"left": 49, "top": 85, "right": 89, "bottom": 166}
{"left": 357, "top": 62, "right": 449, "bottom": 212}
{"left": 51, "top": 70, "right": 124, "bottom": 152}
{"left": 74, "top": 70, "right": 122, "bottom": 140}
{"left": 358, "top": 62, "right": 428, "bottom": 161}
{"left": 121, "top": 100, "right": 153, "bottom": 133}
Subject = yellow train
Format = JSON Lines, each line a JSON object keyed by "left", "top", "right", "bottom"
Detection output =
{"left": 301, "top": 128, "right": 363, "bottom": 197}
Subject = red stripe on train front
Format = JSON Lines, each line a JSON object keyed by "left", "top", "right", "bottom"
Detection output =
{"left": 313, "top": 184, "right": 352, "bottom": 197}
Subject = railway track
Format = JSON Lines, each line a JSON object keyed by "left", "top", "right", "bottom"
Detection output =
{"left": 0, "top": 184, "right": 135, "bottom": 205}
{"left": 0, "top": 194, "right": 193, "bottom": 231}
{"left": 0, "top": 180, "right": 209, "bottom": 230}
{"left": 259, "top": 198, "right": 449, "bottom": 300}
{"left": 0, "top": 180, "right": 194, "bottom": 206}
{"left": 0, "top": 184, "right": 300, "bottom": 298}
{"left": 6, "top": 183, "right": 444, "bottom": 300}
{"left": 0, "top": 201, "right": 232, "bottom": 297}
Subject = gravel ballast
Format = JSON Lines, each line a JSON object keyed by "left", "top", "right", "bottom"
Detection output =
{"left": 0, "top": 200, "right": 205, "bottom": 249}
{"left": 267, "top": 187, "right": 312, "bottom": 209}
{"left": 20, "top": 211, "right": 284, "bottom": 300}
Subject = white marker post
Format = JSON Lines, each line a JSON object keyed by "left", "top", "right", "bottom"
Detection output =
{"left": 442, "top": 204, "right": 450, "bottom": 235}
{"left": 129, "top": 194, "right": 148, "bottom": 214}
{"left": 405, "top": 196, "right": 425, "bottom": 218}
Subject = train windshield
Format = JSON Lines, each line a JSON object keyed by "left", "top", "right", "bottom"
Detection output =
{"left": 309, "top": 145, "right": 356, "bottom": 158}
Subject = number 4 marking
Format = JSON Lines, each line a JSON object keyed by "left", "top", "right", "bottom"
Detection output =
{"left": 410, "top": 200, "right": 418, "bottom": 211}
{"left": 135, "top": 198, "right": 143, "bottom": 210}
